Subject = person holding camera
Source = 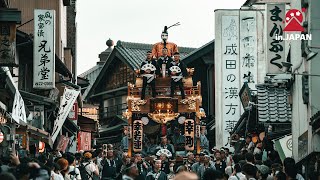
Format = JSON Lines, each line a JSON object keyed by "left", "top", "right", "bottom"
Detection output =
{"left": 101, "top": 150, "right": 117, "bottom": 180}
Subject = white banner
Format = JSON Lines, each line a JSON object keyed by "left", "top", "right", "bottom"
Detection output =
{"left": 274, "top": 135, "right": 292, "bottom": 162}
{"left": 12, "top": 90, "right": 27, "bottom": 124}
{"left": 1, "top": 67, "right": 27, "bottom": 124}
{"left": 33, "top": 9, "right": 55, "bottom": 89}
{"left": 221, "top": 15, "right": 241, "bottom": 147}
{"left": 51, "top": 87, "right": 80, "bottom": 143}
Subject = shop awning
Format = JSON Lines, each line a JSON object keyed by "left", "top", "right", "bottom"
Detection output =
{"left": 78, "top": 115, "right": 98, "bottom": 133}
{"left": 16, "top": 125, "right": 53, "bottom": 147}
{"left": 231, "top": 107, "right": 259, "bottom": 136}
{"left": 62, "top": 119, "right": 79, "bottom": 136}
{"left": 95, "top": 134, "right": 123, "bottom": 144}
{"left": 268, "top": 129, "right": 291, "bottom": 140}
{"left": 19, "top": 90, "right": 56, "bottom": 107}
{"left": 99, "top": 123, "right": 126, "bottom": 134}
{"left": 311, "top": 111, "right": 320, "bottom": 133}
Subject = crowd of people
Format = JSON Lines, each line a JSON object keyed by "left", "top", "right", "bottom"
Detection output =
{"left": 0, "top": 135, "right": 316, "bottom": 180}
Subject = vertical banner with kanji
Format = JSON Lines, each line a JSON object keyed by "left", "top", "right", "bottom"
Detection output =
{"left": 55, "top": 135, "right": 70, "bottom": 152}
{"left": 0, "top": 23, "right": 16, "bottom": 66}
{"left": 77, "top": 131, "right": 91, "bottom": 151}
{"left": 239, "top": 11, "right": 258, "bottom": 97}
{"left": 12, "top": 90, "right": 27, "bottom": 124}
{"left": 51, "top": 87, "right": 80, "bottom": 143}
{"left": 33, "top": 9, "right": 55, "bottom": 89}
{"left": 185, "top": 119, "right": 195, "bottom": 151}
{"left": 133, "top": 120, "right": 143, "bottom": 152}
{"left": 68, "top": 102, "right": 78, "bottom": 120}
{"left": 266, "top": 4, "right": 285, "bottom": 74}
{"left": 221, "top": 15, "right": 240, "bottom": 147}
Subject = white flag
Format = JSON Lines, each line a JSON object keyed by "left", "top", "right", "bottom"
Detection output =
{"left": 51, "top": 87, "right": 80, "bottom": 143}
{"left": 2, "top": 66, "right": 27, "bottom": 124}
{"left": 12, "top": 90, "right": 27, "bottom": 124}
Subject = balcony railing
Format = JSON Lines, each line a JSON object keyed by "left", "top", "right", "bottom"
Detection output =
{"left": 128, "top": 77, "right": 201, "bottom": 99}
{"left": 101, "top": 103, "right": 127, "bottom": 119}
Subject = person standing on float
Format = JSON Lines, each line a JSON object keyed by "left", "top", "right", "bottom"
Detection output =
{"left": 152, "top": 26, "right": 178, "bottom": 59}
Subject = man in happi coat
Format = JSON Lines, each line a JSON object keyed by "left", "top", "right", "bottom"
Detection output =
{"left": 139, "top": 50, "right": 159, "bottom": 100}
{"left": 168, "top": 52, "right": 188, "bottom": 99}
{"left": 146, "top": 160, "right": 168, "bottom": 180}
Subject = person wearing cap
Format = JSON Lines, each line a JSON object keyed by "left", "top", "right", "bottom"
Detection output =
{"left": 122, "top": 162, "right": 139, "bottom": 180}
{"left": 146, "top": 159, "right": 168, "bottom": 180}
{"left": 198, "top": 155, "right": 216, "bottom": 180}
{"left": 152, "top": 26, "right": 178, "bottom": 59}
{"left": 139, "top": 50, "right": 159, "bottom": 100}
{"left": 185, "top": 152, "right": 195, "bottom": 171}
{"left": 168, "top": 52, "right": 188, "bottom": 99}
{"left": 256, "top": 164, "right": 270, "bottom": 180}
{"left": 81, "top": 152, "right": 100, "bottom": 180}
{"left": 101, "top": 150, "right": 117, "bottom": 179}
{"left": 157, "top": 47, "right": 173, "bottom": 78}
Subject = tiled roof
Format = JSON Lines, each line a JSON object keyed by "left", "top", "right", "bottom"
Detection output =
{"left": 116, "top": 40, "right": 196, "bottom": 70}
{"left": 181, "top": 40, "right": 214, "bottom": 65}
{"left": 256, "top": 85, "right": 292, "bottom": 122}
{"left": 79, "top": 64, "right": 103, "bottom": 100}
{"left": 79, "top": 65, "right": 101, "bottom": 77}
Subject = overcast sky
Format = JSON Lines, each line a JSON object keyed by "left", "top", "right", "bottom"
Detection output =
{"left": 76, "top": 0, "right": 246, "bottom": 75}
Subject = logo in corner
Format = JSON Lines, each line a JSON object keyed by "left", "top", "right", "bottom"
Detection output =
{"left": 283, "top": 8, "right": 305, "bottom": 32}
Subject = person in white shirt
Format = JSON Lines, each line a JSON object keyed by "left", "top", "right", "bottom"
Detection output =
{"left": 82, "top": 152, "right": 99, "bottom": 180}
{"left": 229, "top": 164, "right": 246, "bottom": 180}
{"left": 67, "top": 154, "right": 82, "bottom": 180}
{"left": 51, "top": 163, "right": 64, "bottom": 180}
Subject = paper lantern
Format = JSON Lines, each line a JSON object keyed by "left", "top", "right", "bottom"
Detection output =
{"left": 141, "top": 117, "right": 149, "bottom": 125}
{"left": 178, "top": 116, "right": 186, "bottom": 124}
{"left": 39, "top": 141, "right": 45, "bottom": 153}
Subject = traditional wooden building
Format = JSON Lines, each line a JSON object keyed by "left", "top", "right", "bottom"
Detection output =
{"left": 0, "top": 0, "right": 81, "bottom": 154}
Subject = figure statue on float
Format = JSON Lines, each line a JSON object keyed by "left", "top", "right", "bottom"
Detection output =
{"left": 152, "top": 23, "right": 180, "bottom": 59}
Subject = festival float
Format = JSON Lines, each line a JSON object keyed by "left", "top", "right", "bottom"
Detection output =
{"left": 122, "top": 24, "right": 206, "bottom": 157}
